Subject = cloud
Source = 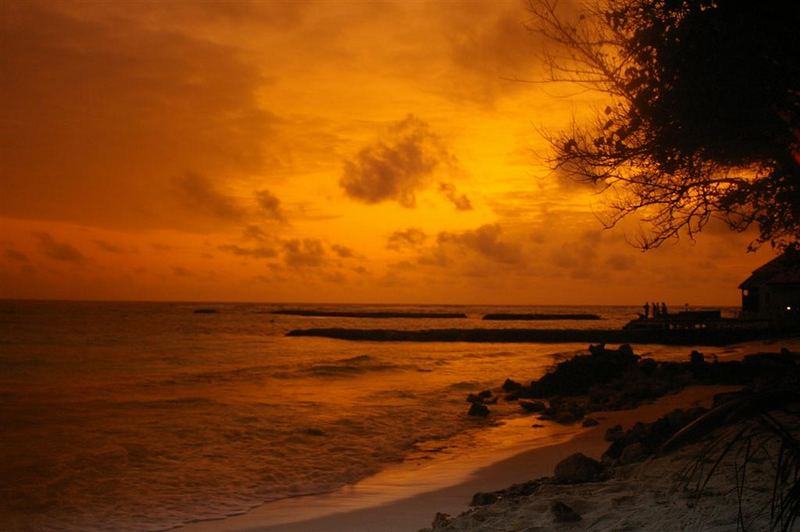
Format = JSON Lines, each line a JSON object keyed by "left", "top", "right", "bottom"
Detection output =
{"left": 34, "top": 232, "right": 86, "bottom": 263}
{"left": 94, "top": 240, "right": 125, "bottom": 254}
{"left": 0, "top": 2, "right": 272, "bottom": 230}
{"left": 174, "top": 173, "right": 246, "bottom": 221}
{"left": 331, "top": 244, "right": 355, "bottom": 258}
{"left": 283, "top": 239, "right": 326, "bottom": 268}
{"left": 438, "top": 182, "right": 472, "bottom": 210}
{"left": 173, "top": 266, "right": 193, "bottom": 277}
{"left": 218, "top": 244, "right": 277, "bottom": 258}
{"left": 605, "top": 252, "right": 636, "bottom": 271}
{"left": 387, "top": 228, "right": 428, "bottom": 250}
{"left": 242, "top": 225, "right": 268, "bottom": 241}
{"left": 3, "top": 249, "right": 29, "bottom": 262}
{"left": 443, "top": 7, "right": 544, "bottom": 103}
{"left": 254, "top": 189, "right": 287, "bottom": 222}
{"left": 437, "top": 224, "right": 523, "bottom": 265}
{"left": 340, "top": 115, "right": 455, "bottom": 208}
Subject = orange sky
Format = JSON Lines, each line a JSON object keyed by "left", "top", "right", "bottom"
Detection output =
{"left": 0, "top": 0, "right": 774, "bottom": 305}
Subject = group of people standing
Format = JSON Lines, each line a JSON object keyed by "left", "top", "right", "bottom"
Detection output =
{"left": 643, "top": 301, "right": 668, "bottom": 319}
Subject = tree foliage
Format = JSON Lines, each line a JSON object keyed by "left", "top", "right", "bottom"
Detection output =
{"left": 529, "top": 0, "right": 800, "bottom": 249}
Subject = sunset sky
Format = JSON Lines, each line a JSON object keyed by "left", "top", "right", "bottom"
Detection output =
{"left": 0, "top": 0, "right": 774, "bottom": 305}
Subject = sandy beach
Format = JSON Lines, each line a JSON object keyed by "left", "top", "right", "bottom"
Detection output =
{"left": 181, "top": 338, "right": 800, "bottom": 532}
{"left": 182, "top": 385, "right": 735, "bottom": 532}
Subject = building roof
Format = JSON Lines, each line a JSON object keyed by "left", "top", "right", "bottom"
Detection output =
{"left": 739, "top": 251, "right": 800, "bottom": 289}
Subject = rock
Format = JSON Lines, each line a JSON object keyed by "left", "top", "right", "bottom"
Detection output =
{"left": 468, "top": 403, "right": 490, "bottom": 417}
{"left": 431, "top": 512, "right": 452, "bottom": 529}
{"left": 618, "top": 442, "right": 646, "bottom": 465}
{"left": 304, "top": 428, "right": 325, "bottom": 436}
{"left": 477, "top": 389, "right": 492, "bottom": 399}
{"left": 618, "top": 343, "right": 635, "bottom": 357}
{"left": 582, "top": 417, "right": 599, "bottom": 427}
{"left": 484, "top": 396, "right": 498, "bottom": 405}
{"left": 466, "top": 393, "right": 481, "bottom": 403}
{"left": 504, "top": 393, "right": 519, "bottom": 401}
{"left": 502, "top": 378, "right": 524, "bottom": 392}
{"left": 690, "top": 350, "right": 705, "bottom": 365}
{"left": 531, "top": 423, "right": 545, "bottom": 428}
{"left": 554, "top": 453, "right": 603, "bottom": 483}
{"left": 519, "top": 400, "right": 545, "bottom": 413}
{"left": 589, "top": 343, "right": 607, "bottom": 356}
{"left": 551, "top": 501, "right": 582, "bottom": 523}
{"left": 502, "top": 480, "right": 540, "bottom": 498}
{"left": 554, "top": 410, "right": 578, "bottom": 424}
{"left": 470, "top": 491, "right": 498, "bottom": 506}
{"left": 605, "top": 424, "right": 624, "bottom": 442}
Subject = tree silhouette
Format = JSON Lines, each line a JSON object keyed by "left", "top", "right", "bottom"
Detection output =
{"left": 529, "top": 0, "right": 800, "bottom": 249}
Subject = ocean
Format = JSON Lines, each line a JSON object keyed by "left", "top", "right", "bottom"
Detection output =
{"left": 0, "top": 301, "right": 714, "bottom": 531}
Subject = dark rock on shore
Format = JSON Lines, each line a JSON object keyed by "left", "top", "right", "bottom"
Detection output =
{"left": 582, "top": 417, "right": 599, "bottom": 427}
{"left": 502, "top": 378, "right": 525, "bottom": 392}
{"left": 519, "top": 400, "right": 545, "bottom": 413}
{"left": 601, "top": 407, "right": 708, "bottom": 465}
{"left": 551, "top": 501, "right": 582, "bottom": 522}
{"left": 605, "top": 424, "right": 624, "bottom": 442}
{"left": 554, "top": 453, "right": 603, "bottom": 483}
{"left": 470, "top": 492, "right": 499, "bottom": 506}
{"left": 529, "top": 344, "right": 640, "bottom": 398}
{"left": 431, "top": 512, "right": 452, "bottom": 529}
{"left": 468, "top": 403, "right": 490, "bottom": 417}
{"left": 469, "top": 480, "right": 541, "bottom": 508}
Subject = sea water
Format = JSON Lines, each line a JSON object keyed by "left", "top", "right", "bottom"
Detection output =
{"left": 0, "top": 301, "right": 698, "bottom": 531}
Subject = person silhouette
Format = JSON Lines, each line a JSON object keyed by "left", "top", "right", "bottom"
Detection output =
{"left": 643, "top": 302, "right": 650, "bottom": 319}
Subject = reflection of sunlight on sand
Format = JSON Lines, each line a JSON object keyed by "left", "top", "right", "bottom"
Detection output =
{"left": 183, "top": 416, "right": 583, "bottom": 531}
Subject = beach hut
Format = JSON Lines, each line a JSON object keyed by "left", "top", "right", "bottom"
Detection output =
{"left": 739, "top": 251, "right": 800, "bottom": 324}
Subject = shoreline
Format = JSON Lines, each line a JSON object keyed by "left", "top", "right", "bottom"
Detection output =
{"left": 180, "top": 385, "right": 732, "bottom": 532}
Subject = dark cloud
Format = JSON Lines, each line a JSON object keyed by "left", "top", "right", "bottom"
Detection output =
{"left": 605, "top": 252, "right": 635, "bottom": 271}
{"left": 254, "top": 189, "right": 287, "bottom": 222}
{"left": 0, "top": 2, "right": 272, "bottom": 230}
{"left": 218, "top": 244, "right": 277, "bottom": 258}
{"left": 331, "top": 244, "right": 355, "bottom": 258}
{"left": 242, "top": 225, "right": 269, "bottom": 241}
{"left": 3, "top": 249, "right": 29, "bottom": 262}
{"left": 340, "top": 115, "right": 454, "bottom": 208}
{"left": 94, "top": 240, "right": 124, "bottom": 254}
{"left": 445, "top": 7, "right": 543, "bottom": 103}
{"left": 437, "top": 224, "right": 523, "bottom": 265}
{"left": 131, "top": 1, "right": 310, "bottom": 29}
{"left": 283, "top": 239, "right": 326, "bottom": 268}
{"left": 34, "top": 232, "right": 86, "bottom": 263}
{"left": 173, "top": 266, "right": 193, "bottom": 277}
{"left": 174, "top": 173, "right": 245, "bottom": 221}
{"left": 438, "top": 182, "right": 472, "bottom": 210}
{"left": 550, "top": 230, "right": 604, "bottom": 278}
{"left": 387, "top": 228, "right": 428, "bottom": 250}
